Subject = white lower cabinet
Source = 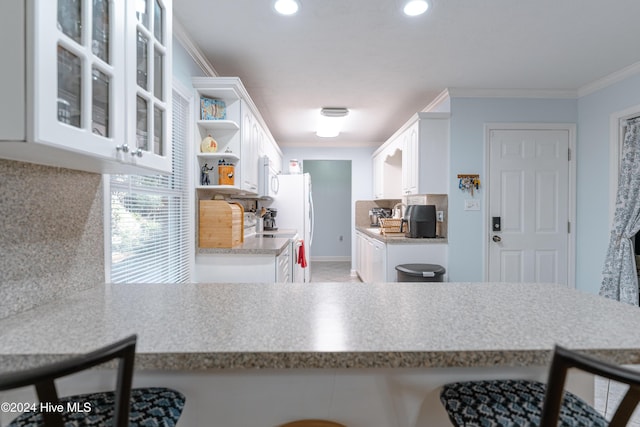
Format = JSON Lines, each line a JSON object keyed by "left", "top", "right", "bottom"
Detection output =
{"left": 355, "top": 231, "right": 387, "bottom": 283}
{"left": 276, "top": 244, "right": 292, "bottom": 283}
{"left": 356, "top": 231, "right": 367, "bottom": 281}
{"left": 356, "top": 231, "right": 448, "bottom": 282}
{"left": 370, "top": 238, "right": 386, "bottom": 283}
{"left": 194, "top": 250, "right": 293, "bottom": 283}
{"left": 356, "top": 232, "right": 365, "bottom": 281}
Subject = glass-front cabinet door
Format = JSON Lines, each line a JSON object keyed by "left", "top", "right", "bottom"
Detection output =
{"left": 0, "top": 0, "right": 171, "bottom": 174}
{"left": 126, "top": 0, "right": 172, "bottom": 172}
{"left": 33, "top": 0, "right": 126, "bottom": 159}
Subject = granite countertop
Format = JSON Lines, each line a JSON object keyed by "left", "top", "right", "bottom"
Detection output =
{"left": 197, "top": 235, "right": 291, "bottom": 255}
{"left": 2, "top": 282, "right": 640, "bottom": 372}
{"left": 356, "top": 226, "right": 447, "bottom": 244}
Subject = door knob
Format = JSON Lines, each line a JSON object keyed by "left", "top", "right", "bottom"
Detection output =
{"left": 492, "top": 235, "right": 502, "bottom": 243}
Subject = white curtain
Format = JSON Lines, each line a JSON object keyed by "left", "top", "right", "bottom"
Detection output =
{"left": 600, "top": 117, "right": 640, "bottom": 305}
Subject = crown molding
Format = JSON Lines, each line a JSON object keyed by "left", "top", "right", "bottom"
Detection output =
{"left": 173, "top": 19, "right": 218, "bottom": 77}
{"left": 444, "top": 62, "right": 640, "bottom": 100}
{"left": 447, "top": 88, "right": 578, "bottom": 99}
{"left": 578, "top": 61, "right": 640, "bottom": 98}
{"left": 422, "top": 89, "right": 451, "bottom": 112}
{"left": 414, "top": 61, "right": 640, "bottom": 104}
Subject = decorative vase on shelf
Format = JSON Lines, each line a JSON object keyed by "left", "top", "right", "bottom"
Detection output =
{"left": 200, "top": 135, "right": 218, "bottom": 153}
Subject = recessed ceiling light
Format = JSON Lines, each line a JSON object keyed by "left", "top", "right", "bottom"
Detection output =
{"left": 274, "top": 0, "right": 300, "bottom": 15}
{"left": 403, "top": 0, "right": 429, "bottom": 16}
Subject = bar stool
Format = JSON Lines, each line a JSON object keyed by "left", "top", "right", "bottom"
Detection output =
{"left": 440, "top": 344, "right": 640, "bottom": 427}
{"left": 0, "top": 335, "right": 185, "bottom": 427}
{"left": 280, "top": 420, "right": 346, "bottom": 427}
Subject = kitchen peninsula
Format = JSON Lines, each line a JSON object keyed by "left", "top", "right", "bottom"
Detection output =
{"left": 1, "top": 282, "right": 640, "bottom": 426}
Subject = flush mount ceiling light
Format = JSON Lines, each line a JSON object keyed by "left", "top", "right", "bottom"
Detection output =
{"left": 274, "top": 0, "right": 300, "bottom": 15}
{"left": 316, "top": 108, "right": 349, "bottom": 138}
{"left": 403, "top": 0, "right": 429, "bottom": 16}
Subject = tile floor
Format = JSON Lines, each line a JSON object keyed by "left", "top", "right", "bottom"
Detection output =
{"left": 310, "top": 260, "right": 361, "bottom": 283}
{"left": 309, "top": 260, "right": 640, "bottom": 424}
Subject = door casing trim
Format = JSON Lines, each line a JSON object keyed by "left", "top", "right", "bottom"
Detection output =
{"left": 483, "top": 123, "right": 577, "bottom": 287}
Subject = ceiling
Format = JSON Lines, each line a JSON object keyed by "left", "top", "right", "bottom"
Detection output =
{"left": 173, "top": 0, "right": 640, "bottom": 148}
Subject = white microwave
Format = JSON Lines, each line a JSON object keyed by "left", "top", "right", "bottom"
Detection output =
{"left": 258, "top": 156, "right": 279, "bottom": 199}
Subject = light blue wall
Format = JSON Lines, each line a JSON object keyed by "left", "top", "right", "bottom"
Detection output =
{"left": 173, "top": 35, "right": 207, "bottom": 89}
{"left": 280, "top": 146, "right": 375, "bottom": 267}
{"left": 303, "top": 160, "right": 352, "bottom": 259}
{"left": 448, "top": 97, "right": 578, "bottom": 282}
{"left": 280, "top": 146, "right": 374, "bottom": 204}
{"left": 576, "top": 74, "right": 640, "bottom": 295}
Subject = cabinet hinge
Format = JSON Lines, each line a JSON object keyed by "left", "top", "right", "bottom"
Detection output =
{"left": 568, "top": 222, "right": 571, "bottom": 233}
{"left": 568, "top": 148, "right": 571, "bottom": 161}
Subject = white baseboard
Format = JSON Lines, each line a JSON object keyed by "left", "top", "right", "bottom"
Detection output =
{"left": 310, "top": 256, "right": 351, "bottom": 262}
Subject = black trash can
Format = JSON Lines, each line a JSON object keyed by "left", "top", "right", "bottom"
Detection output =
{"left": 395, "top": 264, "right": 446, "bottom": 282}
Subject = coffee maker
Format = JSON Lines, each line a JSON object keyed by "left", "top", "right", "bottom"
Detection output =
{"left": 400, "top": 205, "right": 436, "bottom": 238}
{"left": 264, "top": 208, "right": 277, "bottom": 230}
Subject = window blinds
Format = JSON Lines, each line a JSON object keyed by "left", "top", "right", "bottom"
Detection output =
{"left": 109, "top": 89, "right": 190, "bottom": 283}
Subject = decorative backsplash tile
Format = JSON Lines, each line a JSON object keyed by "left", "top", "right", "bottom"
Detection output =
{"left": 0, "top": 160, "right": 104, "bottom": 319}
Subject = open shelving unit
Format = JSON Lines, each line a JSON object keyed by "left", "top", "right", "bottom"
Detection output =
{"left": 194, "top": 86, "right": 243, "bottom": 193}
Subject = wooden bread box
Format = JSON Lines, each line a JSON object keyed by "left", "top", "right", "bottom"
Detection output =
{"left": 199, "top": 200, "right": 244, "bottom": 248}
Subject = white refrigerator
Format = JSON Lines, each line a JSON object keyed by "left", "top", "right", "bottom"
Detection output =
{"left": 270, "top": 173, "right": 314, "bottom": 282}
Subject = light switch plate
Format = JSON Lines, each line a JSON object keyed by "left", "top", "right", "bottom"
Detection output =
{"left": 464, "top": 199, "right": 480, "bottom": 211}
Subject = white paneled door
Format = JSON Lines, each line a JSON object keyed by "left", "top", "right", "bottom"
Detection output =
{"left": 488, "top": 129, "right": 570, "bottom": 284}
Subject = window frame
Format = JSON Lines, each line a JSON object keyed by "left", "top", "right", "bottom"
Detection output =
{"left": 104, "top": 78, "right": 194, "bottom": 283}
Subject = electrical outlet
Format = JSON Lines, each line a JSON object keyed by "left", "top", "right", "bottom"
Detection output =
{"left": 436, "top": 211, "right": 444, "bottom": 222}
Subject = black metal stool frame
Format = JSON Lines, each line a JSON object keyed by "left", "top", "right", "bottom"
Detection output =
{"left": 0, "top": 334, "right": 137, "bottom": 427}
{"left": 541, "top": 344, "right": 640, "bottom": 427}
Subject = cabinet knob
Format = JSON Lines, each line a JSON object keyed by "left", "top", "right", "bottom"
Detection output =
{"left": 131, "top": 148, "right": 143, "bottom": 158}
{"left": 116, "top": 143, "right": 129, "bottom": 153}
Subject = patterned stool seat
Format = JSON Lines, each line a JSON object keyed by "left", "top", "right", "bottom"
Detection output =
{"left": 440, "top": 379, "right": 607, "bottom": 427}
{"left": 8, "top": 387, "right": 185, "bottom": 427}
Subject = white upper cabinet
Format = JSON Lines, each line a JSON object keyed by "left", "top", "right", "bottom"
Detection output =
{"left": 372, "top": 151, "right": 384, "bottom": 199}
{"left": 261, "top": 131, "right": 283, "bottom": 174}
{"left": 372, "top": 112, "right": 449, "bottom": 198}
{"left": 372, "top": 136, "right": 402, "bottom": 199}
{"left": 126, "top": 0, "right": 172, "bottom": 172}
{"left": 241, "top": 102, "right": 259, "bottom": 193}
{"left": 401, "top": 113, "right": 449, "bottom": 195}
{"left": 0, "top": 0, "right": 172, "bottom": 174}
{"left": 401, "top": 121, "right": 419, "bottom": 195}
